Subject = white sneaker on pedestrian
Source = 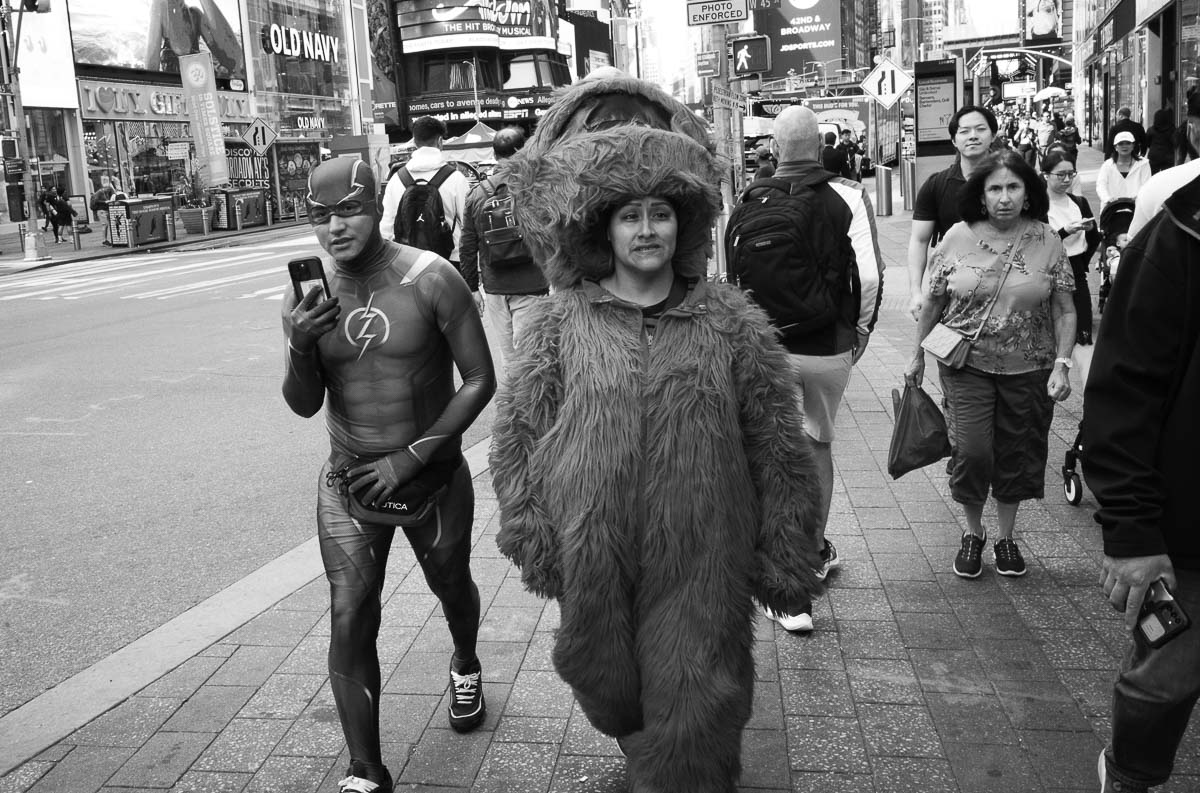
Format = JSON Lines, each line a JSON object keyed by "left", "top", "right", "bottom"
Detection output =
{"left": 763, "top": 604, "right": 813, "bottom": 632}
{"left": 815, "top": 539, "right": 841, "bottom": 581}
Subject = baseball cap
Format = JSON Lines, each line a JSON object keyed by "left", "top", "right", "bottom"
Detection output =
{"left": 755, "top": 145, "right": 772, "bottom": 158}
{"left": 1114, "top": 131, "right": 1136, "bottom": 145}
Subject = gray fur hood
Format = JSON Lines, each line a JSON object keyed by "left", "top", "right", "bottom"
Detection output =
{"left": 507, "top": 125, "right": 722, "bottom": 289}
{"left": 523, "top": 72, "right": 713, "bottom": 159}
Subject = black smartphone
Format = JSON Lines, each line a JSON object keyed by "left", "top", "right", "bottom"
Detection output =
{"left": 288, "top": 256, "right": 330, "bottom": 303}
{"left": 1137, "top": 579, "right": 1190, "bottom": 649}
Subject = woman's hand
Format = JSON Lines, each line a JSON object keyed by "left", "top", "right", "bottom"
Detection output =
{"left": 904, "top": 353, "right": 926, "bottom": 388}
{"left": 1047, "top": 365, "right": 1072, "bottom": 401}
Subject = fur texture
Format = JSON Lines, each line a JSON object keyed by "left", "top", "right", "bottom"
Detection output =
{"left": 523, "top": 72, "right": 712, "bottom": 159}
{"left": 506, "top": 126, "right": 722, "bottom": 290}
{"left": 491, "top": 280, "right": 823, "bottom": 793}
{"left": 491, "top": 121, "right": 822, "bottom": 793}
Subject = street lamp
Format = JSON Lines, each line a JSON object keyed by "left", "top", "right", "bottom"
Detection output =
{"left": 459, "top": 59, "right": 480, "bottom": 119}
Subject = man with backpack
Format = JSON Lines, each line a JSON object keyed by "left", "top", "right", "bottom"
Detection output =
{"left": 379, "top": 115, "right": 469, "bottom": 275}
{"left": 724, "top": 105, "right": 884, "bottom": 633}
{"left": 459, "top": 127, "right": 548, "bottom": 375}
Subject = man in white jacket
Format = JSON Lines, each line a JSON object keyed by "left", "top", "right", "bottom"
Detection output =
{"left": 379, "top": 115, "right": 470, "bottom": 274}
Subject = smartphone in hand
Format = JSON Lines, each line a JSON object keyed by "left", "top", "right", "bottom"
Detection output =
{"left": 1138, "top": 579, "right": 1190, "bottom": 648}
{"left": 288, "top": 256, "right": 331, "bottom": 303}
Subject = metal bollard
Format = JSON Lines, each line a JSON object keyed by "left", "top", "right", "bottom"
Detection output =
{"left": 202, "top": 206, "right": 211, "bottom": 236}
{"left": 18, "top": 223, "right": 25, "bottom": 253}
{"left": 165, "top": 211, "right": 177, "bottom": 241}
{"left": 874, "top": 166, "right": 893, "bottom": 216}
{"left": 234, "top": 198, "right": 244, "bottom": 232}
{"left": 265, "top": 198, "right": 273, "bottom": 226}
{"left": 72, "top": 218, "right": 83, "bottom": 251}
{"left": 902, "top": 159, "right": 917, "bottom": 211}
{"left": 126, "top": 217, "right": 138, "bottom": 249}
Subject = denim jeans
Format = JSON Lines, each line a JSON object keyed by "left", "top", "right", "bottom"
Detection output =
{"left": 1106, "top": 567, "right": 1200, "bottom": 788}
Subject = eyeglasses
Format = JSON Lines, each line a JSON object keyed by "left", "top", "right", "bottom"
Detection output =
{"left": 306, "top": 197, "right": 374, "bottom": 224}
{"left": 1045, "top": 171, "right": 1077, "bottom": 180}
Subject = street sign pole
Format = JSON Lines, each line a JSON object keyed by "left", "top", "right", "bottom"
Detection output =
{"left": 1, "top": 0, "right": 39, "bottom": 227}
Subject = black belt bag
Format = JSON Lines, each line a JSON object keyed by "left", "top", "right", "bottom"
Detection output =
{"left": 327, "top": 453, "right": 461, "bottom": 526}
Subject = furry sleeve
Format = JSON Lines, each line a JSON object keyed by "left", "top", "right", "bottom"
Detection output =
{"left": 489, "top": 298, "right": 564, "bottom": 599}
{"left": 722, "top": 287, "right": 824, "bottom": 611}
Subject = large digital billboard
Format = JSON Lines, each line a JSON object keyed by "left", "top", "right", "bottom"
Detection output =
{"left": 71, "top": 0, "right": 247, "bottom": 82}
{"left": 943, "top": 0, "right": 1020, "bottom": 43}
{"left": 396, "top": 0, "right": 557, "bottom": 54}
{"left": 752, "top": 0, "right": 843, "bottom": 81}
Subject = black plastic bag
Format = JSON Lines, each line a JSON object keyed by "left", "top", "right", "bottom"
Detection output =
{"left": 887, "top": 384, "right": 952, "bottom": 479}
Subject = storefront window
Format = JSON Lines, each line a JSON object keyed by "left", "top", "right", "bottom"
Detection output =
{"left": 83, "top": 120, "right": 191, "bottom": 197}
{"left": 247, "top": 0, "right": 354, "bottom": 139}
{"left": 1181, "top": 0, "right": 1200, "bottom": 110}
{"left": 28, "top": 108, "right": 73, "bottom": 196}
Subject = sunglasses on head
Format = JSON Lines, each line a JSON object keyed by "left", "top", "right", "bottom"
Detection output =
{"left": 306, "top": 197, "right": 374, "bottom": 224}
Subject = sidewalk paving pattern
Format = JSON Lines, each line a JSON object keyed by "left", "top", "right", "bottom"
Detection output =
{"left": 3, "top": 147, "right": 1199, "bottom": 792}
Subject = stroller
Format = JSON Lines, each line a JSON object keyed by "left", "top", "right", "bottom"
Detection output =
{"left": 1061, "top": 197, "right": 1136, "bottom": 505}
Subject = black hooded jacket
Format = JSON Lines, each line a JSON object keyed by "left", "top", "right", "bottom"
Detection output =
{"left": 1082, "top": 174, "right": 1200, "bottom": 567}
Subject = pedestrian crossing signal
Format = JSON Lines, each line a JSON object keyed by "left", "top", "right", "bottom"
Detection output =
{"left": 731, "top": 35, "right": 771, "bottom": 78}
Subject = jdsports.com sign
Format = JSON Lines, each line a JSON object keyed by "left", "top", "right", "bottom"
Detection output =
{"left": 687, "top": 0, "right": 749, "bottom": 26}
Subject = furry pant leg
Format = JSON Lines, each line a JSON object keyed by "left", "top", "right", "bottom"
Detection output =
{"left": 620, "top": 650, "right": 753, "bottom": 793}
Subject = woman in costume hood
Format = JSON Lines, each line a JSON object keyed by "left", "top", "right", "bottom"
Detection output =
{"left": 491, "top": 115, "right": 824, "bottom": 792}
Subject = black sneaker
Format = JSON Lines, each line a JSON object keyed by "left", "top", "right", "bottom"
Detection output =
{"left": 448, "top": 658, "right": 486, "bottom": 732}
{"left": 953, "top": 532, "right": 986, "bottom": 579}
{"left": 815, "top": 539, "right": 841, "bottom": 581}
{"left": 994, "top": 537, "right": 1027, "bottom": 577}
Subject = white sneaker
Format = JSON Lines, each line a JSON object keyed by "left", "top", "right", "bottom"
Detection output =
{"left": 763, "top": 605, "right": 813, "bottom": 632}
{"left": 815, "top": 540, "right": 841, "bottom": 581}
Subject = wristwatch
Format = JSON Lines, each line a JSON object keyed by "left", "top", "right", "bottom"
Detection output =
{"left": 1055, "top": 357, "right": 1073, "bottom": 368}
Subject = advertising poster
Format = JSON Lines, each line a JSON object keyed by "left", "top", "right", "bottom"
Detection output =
{"left": 396, "top": 0, "right": 557, "bottom": 54}
{"left": 752, "top": 0, "right": 843, "bottom": 81}
{"left": 274, "top": 140, "right": 321, "bottom": 219}
{"left": 943, "top": 0, "right": 1020, "bottom": 43}
{"left": 1026, "top": 0, "right": 1063, "bottom": 42}
{"left": 180, "top": 53, "right": 230, "bottom": 186}
{"left": 225, "top": 141, "right": 271, "bottom": 190}
{"left": 368, "top": 0, "right": 400, "bottom": 126}
{"left": 70, "top": 0, "right": 246, "bottom": 82}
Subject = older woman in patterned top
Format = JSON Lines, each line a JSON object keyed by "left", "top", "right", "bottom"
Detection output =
{"left": 906, "top": 150, "right": 1076, "bottom": 581}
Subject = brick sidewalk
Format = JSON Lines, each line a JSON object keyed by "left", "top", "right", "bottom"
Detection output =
{"left": 4, "top": 146, "right": 1198, "bottom": 793}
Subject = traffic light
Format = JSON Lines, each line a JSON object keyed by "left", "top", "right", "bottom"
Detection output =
{"left": 730, "top": 35, "right": 771, "bottom": 78}
{"left": 22, "top": 0, "right": 51, "bottom": 12}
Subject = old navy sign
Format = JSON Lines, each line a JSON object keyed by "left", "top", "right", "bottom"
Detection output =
{"left": 78, "top": 79, "right": 252, "bottom": 124}
{"left": 261, "top": 24, "right": 341, "bottom": 64}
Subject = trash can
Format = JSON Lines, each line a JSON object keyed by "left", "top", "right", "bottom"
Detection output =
{"left": 874, "top": 165, "right": 893, "bottom": 217}
{"left": 213, "top": 188, "right": 267, "bottom": 230}
{"left": 109, "top": 196, "right": 173, "bottom": 246}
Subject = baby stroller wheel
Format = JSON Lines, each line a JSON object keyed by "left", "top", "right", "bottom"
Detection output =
{"left": 1063, "top": 471, "right": 1083, "bottom": 506}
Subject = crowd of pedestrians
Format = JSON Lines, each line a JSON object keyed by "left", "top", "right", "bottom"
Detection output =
{"left": 279, "top": 69, "right": 1198, "bottom": 793}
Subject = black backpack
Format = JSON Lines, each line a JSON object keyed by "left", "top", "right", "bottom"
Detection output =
{"left": 724, "top": 177, "right": 858, "bottom": 338}
{"left": 477, "top": 177, "right": 532, "bottom": 268}
{"left": 394, "top": 164, "right": 455, "bottom": 259}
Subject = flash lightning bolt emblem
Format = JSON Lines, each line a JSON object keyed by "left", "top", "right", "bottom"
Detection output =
{"left": 345, "top": 293, "right": 391, "bottom": 360}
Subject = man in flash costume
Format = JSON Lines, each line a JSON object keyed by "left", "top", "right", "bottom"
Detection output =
{"left": 281, "top": 158, "right": 495, "bottom": 793}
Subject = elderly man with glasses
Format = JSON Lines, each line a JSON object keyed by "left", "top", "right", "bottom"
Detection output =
{"left": 280, "top": 157, "right": 496, "bottom": 793}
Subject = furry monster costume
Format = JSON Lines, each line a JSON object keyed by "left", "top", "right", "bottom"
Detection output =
{"left": 490, "top": 125, "right": 824, "bottom": 793}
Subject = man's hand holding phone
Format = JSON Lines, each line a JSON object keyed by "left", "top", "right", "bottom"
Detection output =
{"left": 1101, "top": 552, "right": 1177, "bottom": 631}
{"left": 285, "top": 257, "right": 339, "bottom": 354}
{"left": 288, "top": 286, "right": 340, "bottom": 353}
